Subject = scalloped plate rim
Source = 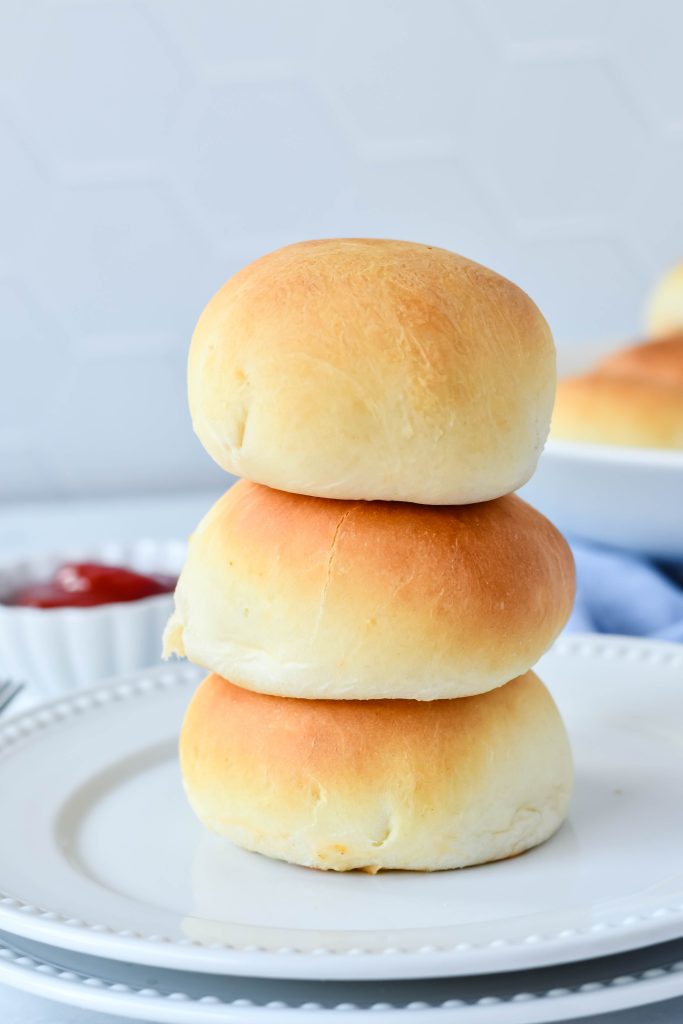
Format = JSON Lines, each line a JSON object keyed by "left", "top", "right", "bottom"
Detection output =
{"left": 0, "top": 634, "right": 682, "bottom": 981}
{"left": 1, "top": 928, "right": 683, "bottom": 1023}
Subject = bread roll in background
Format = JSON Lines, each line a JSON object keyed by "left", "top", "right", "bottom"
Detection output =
{"left": 188, "top": 238, "right": 556, "bottom": 505}
{"left": 648, "top": 263, "right": 683, "bottom": 338}
{"left": 180, "top": 671, "right": 572, "bottom": 873}
{"left": 597, "top": 335, "right": 683, "bottom": 390}
{"left": 164, "top": 481, "right": 575, "bottom": 701}
{"left": 552, "top": 368, "right": 683, "bottom": 450}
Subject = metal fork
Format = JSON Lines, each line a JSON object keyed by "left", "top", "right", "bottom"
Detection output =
{"left": 0, "top": 680, "right": 24, "bottom": 717}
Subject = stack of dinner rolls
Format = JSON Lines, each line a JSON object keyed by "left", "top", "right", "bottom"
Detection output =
{"left": 165, "top": 239, "right": 576, "bottom": 873}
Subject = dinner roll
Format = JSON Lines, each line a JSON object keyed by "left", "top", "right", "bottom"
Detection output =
{"left": 597, "top": 335, "right": 683, "bottom": 390}
{"left": 188, "top": 239, "right": 556, "bottom": 504}
{"left": 647, "top": 263, "right": 683, "bottom": 338}
{"left": 163, "top": 481, "right": 575, "bottom": 701}
{"left": 180, "top": 671, "right": 573, "bottom": 872}
{"left": 552, "top": 373, "right": 683, "bottom": 449}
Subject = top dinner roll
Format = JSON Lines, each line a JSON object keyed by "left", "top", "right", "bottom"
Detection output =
{"left": 188, "top": 239, "right": 556, "bottom": 504}
{"left": 163, "top": 481, "right": 575, "bottom": 701}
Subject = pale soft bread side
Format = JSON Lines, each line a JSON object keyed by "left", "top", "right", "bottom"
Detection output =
{"left": 180, "top": 671, "right": 573, "bottom": 873}
{"left": 164, "top": 481, "right": 575, "bottom": 701}
{"left": 648, "top": 263, "right": 683, "bottom": 338}
{"left": 552, "top": 373, "right": 683, "bottom": 449}
{"left": 188, "top": 238, "right": 556, "bottom": 504}
{"left": 596, "top": 335, "right": 683, "bottom": 390}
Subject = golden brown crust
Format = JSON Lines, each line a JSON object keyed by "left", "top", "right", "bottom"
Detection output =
{"left": 596, "top": 335, "right": 683, "bottom": 390}
{"left": 180, "top": 671, "right": 573, "bottom": 872}
{"left": 164, "top": 481, "right": 575, "bottom": 700}
{"left": 552, "top": 372, "right": 683, "bottom": 449}
{"left": 188, "top": 238, "right": 556, "bottom": 504}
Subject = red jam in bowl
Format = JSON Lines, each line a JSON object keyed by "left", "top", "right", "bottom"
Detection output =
{"left": 8, "top": 563, "right": 177, "bottom": 609}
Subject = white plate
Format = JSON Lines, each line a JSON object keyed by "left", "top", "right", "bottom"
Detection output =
{"left": 1, "top": 635, "right": 683, "bottom": 982}
{"left": 1, "top": 930, "right": 683, "bottom": 1023}
{"left": 520, "top": 339, "right": 683, "bottom": 560}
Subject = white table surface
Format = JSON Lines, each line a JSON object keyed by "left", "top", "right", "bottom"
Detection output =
{"left": 0, "top": 491, "right": 682, "bottom": 1024}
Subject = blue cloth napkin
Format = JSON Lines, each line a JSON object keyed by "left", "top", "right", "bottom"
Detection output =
{"left": 567, "top": 540, "right": 683, "bottom": 642}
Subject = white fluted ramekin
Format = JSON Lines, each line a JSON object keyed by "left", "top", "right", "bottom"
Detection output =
{"left": 0, "top": 540, "right": 186, "bottom": 697}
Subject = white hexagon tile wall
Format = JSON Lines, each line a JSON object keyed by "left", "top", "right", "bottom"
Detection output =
{"left": 1, "top": 0, "right": 682, "bottom": 500}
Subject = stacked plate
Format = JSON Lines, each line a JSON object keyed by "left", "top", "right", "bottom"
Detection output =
{"left": 1, "top": 633, "right": 683, "bottom": 1022}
